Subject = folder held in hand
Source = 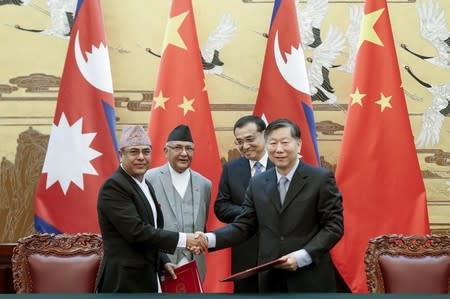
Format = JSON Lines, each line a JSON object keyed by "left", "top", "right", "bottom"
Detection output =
{"left": 220, "top": 257, "right": 285, "bottom": 282}
{"left": 161, "top": 260, "right": 203, "bottom": 293}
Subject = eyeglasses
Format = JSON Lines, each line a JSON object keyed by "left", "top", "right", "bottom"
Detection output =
{"left": 124, "top": 148, "right": 152, "bottom": 157}
{"left": 167, "top": 145, "right": 195, "bottom": 154}
{"left": 234, "top": 135, "right": 258, "bottom": 148}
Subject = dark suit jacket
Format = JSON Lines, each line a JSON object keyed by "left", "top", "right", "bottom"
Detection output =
{"left": 96, "top": 167, "right": 179, "bottom": 293}
{"left": 213, "top": 161, "right": 343, "bottom": 292}
{"left": 214, "top": 156, "right": 274, "bottom": 292}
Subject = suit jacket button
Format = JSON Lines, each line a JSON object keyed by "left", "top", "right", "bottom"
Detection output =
{"left": 280, "top": 236, "right": 284, "bottom": 241}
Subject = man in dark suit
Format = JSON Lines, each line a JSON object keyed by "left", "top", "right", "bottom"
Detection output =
{"left": 205, "top": 118, "right": 343, "bottom": 292}
{"left": 214, "top": 115, "right": 274, "bottom": 293}
{"left": 96, "top": 125, "right": 206, "bottom": 293}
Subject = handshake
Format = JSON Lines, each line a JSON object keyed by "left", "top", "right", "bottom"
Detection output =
{"left": 186, "top": 231, "right": 208, "bottom": 255}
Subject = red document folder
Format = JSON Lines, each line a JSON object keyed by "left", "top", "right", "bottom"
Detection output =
{"left": 220, "top": 257, "right": 285, "bottom": 282}
{"left": 161, "top": 260, "right": 203, "bottom": 293}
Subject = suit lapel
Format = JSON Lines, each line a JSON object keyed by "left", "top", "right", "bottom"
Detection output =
{"left": 281, "top": 162, "right": 308, "bottom": 213}
{"left": 190, "top": 170, "right": 201, "bottom": 225}
{"left": 237, "top": 157, "right": 251, "bottom": 187}
{"left": 265, "top": 170, "right": 282, "bottom": 213}
{"left": 147, "top": 181, "right": 164, "bottom": 228}
{"left": 160, "top": 164, "right": 178, "bottom": 217}
{"left": 137, "top": 185, "right": 154, "bottom": 224}
{"left": 118, "top": 167, "right": 155, "bottom": 225}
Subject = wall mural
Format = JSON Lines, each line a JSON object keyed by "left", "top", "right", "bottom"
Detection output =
{"left": 0, "top": 0, "right": 448, "bottom": 242}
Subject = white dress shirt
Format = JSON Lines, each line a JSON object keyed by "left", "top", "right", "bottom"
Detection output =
{"left": 249, "top": 152, "right": 269, "bottom": 176}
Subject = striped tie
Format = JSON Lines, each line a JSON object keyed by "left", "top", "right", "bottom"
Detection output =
{"left": 254, "top": 161, "right": 263, "bottom": 175}
{"left": 278, "top": 176, "right": 289, "bottom": 205}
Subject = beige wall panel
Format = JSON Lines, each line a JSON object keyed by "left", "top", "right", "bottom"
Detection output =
{"left": 0, "top": 0, "right": 448, "bottom": 242}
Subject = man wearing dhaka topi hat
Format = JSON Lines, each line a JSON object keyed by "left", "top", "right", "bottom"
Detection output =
{"left": 96, "top": 125, "right": 207, "bottom": 293}
{"left": 145, "top": 124, "right": 211, "bottom": 282}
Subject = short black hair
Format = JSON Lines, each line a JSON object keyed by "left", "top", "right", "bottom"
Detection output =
{"left": 233, "top": 115, "right": 266, "bottom": 134}
{"left": 264, "top": 118, "right": 301, "bottom": 140}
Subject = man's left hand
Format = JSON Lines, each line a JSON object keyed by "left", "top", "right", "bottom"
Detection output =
{"left": 163, "top": 262, "right": 177, "bottom": 279}
{"left": 273, "top": 254, "right": 297, "bottom": 271}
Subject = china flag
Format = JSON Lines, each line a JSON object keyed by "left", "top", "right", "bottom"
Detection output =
{"left": 331, "top": 0, "right": 430, "bottom": 293}
{"left": 34, "top": 0, "right": 118, "bottom": 233}
{"left": 254, "top": 0, "right": 320, "bottom": 166}
{"left": 148, "top": 0, "right": 232, "bottom": 292}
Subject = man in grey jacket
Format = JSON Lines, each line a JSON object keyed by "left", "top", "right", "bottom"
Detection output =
{"left": 145, "top": 124, "right": 211, "bottom": 281}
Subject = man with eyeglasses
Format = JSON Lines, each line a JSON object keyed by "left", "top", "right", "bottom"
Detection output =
{"left": 201, "top": 119, "right": 343, "bottom": 292}
{"left": 214, "top": 115, "right": 275, "bottom": 293}
{"left": 145, "top": 124, "right": 211, "bottom": 282}
{"left": 96, "top": 125, "right": 207, "bottom": 293}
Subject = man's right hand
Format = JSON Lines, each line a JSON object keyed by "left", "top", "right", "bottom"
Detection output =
{"left": 186, "top": 232, "right": 207, "bottom": 254}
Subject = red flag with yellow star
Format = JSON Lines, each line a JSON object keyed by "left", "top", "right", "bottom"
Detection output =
{"left": 330, "top": 0, "right": 430, "bottom": 293}
{"left": 148, "top": 0, "right": 232, "bottom": 293}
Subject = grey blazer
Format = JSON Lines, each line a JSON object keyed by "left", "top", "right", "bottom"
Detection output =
{"left": 145, "top": 163, "right": 211, "bottom": 281}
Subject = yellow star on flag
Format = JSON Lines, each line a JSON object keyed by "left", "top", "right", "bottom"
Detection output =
{"left": 152, "top": 91, "right": 169, "bottom": 110}
{"left": 178, "top": 96, "right": 195, "bottom": 115}
{"left": 350, "top": 88, "right": 367, "bottom": 106}
{"left": 162, "top": 11, "right": 189, "bottom": 54}
{"left": 375, "top": 92, "right": 392, "bottom": 112}
{"left": 358, "top": 8, "right": 384, "bottom": 49}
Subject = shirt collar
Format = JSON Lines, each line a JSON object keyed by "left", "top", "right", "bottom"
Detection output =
{"left": 249, "top": 151, "right": 269, "bottom": 168}
{"left": 168, "top": 163, "right": 191, "bottom": 180}
{"left": 276, "top": 159, "right": 300, "bottom": 183}
{"left": 120, "top": 163, "right": 146, "bottom": 183}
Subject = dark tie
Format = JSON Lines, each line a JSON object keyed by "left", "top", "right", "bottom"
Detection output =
{"left": 278, "top": 176, "right": 289, "bottom": 205}
{"left": 254, "top": 161, "right": 263, "bottom": 175}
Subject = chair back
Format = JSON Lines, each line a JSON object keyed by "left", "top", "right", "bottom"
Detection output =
{"left": 12, "top": 233, "right": 103, "bottom": 293}
{"left": 365, "top": 234, "right": 450, "bottom": 293}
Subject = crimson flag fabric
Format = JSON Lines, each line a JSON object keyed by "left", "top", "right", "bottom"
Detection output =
{"left": 148, "top": 0, "right": 232, "bottom": 292}
{"left": 331, "top": 0, "right": 430, "bottom": 293}
{"left": 35, "top": 0, "right": 118, "bottom": 233}
{"left": 253, "top": 0, "right": 320, "bottom": 166}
